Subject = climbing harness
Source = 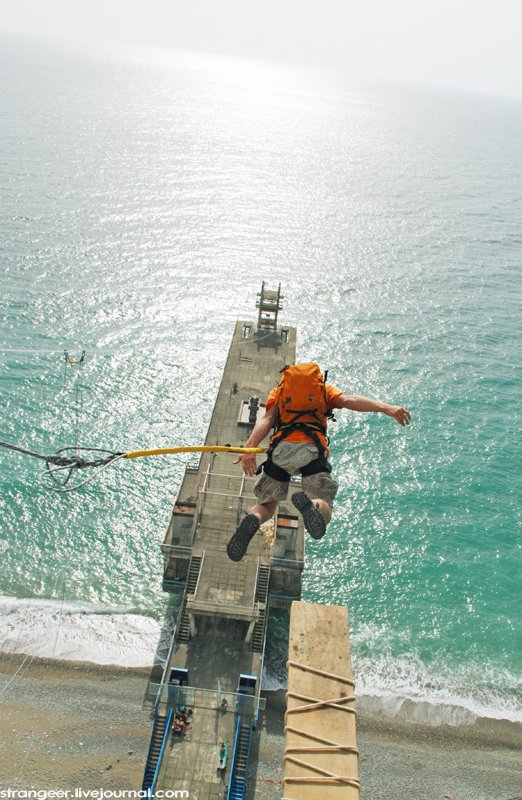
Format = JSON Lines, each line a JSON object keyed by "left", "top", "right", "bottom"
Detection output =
{"left": 259, "top": 362, "right": 336, "bottom": 482}
{"left": 0, "top": 440, "right": 266, "bottom": 493}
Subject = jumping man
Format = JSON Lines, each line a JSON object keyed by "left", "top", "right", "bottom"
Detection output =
{"left": 227, "top": 363, "right": 411, "bottom": 561}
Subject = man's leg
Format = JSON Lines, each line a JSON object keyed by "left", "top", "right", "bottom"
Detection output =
{"left": 227, "top": 500, "right": 277, "bottom": 561}
{"left": 310, "top": 499, "right": 332, "bottom": 523}
{"left": 292, "top": 472, "right": 338, "bottom": 540}
{"left": 249, "top": 500, "right": 277, "bottom": 523}
{"left": 227, "top": 513, "right": 260, "bottom": 561}
{"left": 291, "top": 492, "right": 329, "bottom": 539}
{"left": 227, "top": 465, "right": 288, "bottom": 562}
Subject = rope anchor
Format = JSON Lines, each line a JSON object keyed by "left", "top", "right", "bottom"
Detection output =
{"left": 64, "top": 350, "right": 85, "bottom": 366}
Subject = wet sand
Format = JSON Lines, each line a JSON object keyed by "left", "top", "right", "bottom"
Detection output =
{"left": 1, "top": 654, "right": 521, "bottom": 799}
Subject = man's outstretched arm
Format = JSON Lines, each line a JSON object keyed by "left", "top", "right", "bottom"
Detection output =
{"left": 235, "top": 404, "right": 277, "bottom": 476}
{"left": 334, "top": 393, "right": 411, "bottom": 426}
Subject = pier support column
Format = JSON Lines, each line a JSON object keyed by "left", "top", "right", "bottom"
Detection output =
{"left": 284, "top": 601, "right": 359, "bottom": 799}
{"left": 245, "top": 619, "right": 256, "bottom": 644}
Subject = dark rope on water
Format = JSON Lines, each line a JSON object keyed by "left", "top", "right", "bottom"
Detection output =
{"left": 1, "top": 350, "right": 126, "bottom": 492}
{"left": 44, "top": 447, "right": 127, "bottom": 492}
{"left": 0, "top": 440, "right": 265, "bottom": 493}
{"left": 0, "top": 440, "right": 125, "bottom": 493}
{"left": 62, "top": 350, "right": 86, "bottom": 456}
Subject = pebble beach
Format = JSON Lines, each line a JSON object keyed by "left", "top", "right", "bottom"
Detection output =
{"left": 1, "top": 655, "right": 520, "bottom": 800}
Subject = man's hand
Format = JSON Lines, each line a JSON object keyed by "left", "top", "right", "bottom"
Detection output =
{"left": 234, "top": 452, "right": 258, "bottom": 477}
{"left": 233, "top": 405, "right": 275, "bottom": 476}
{"left": 385, "top": 405, "right": 411, "bottom": 426}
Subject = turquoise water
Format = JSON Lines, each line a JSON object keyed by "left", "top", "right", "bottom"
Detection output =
{"left": 1, "top": 36, "right": 520, "bottom": 722}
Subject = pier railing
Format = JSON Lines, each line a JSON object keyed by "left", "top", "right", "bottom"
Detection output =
{"left": 185, "top": 595, "right": 263, "bottom": 620}
{"left": 227, "top": 715, "right": 254, "bottom": 800}
{"left": 199, "top": 465, "right": 258, "bottom": 524}
{"left": 148, "top": 707, "right": 173, "bottom": 797}
{"left": 148, "top": 684, "right": 266, "bottom": 716}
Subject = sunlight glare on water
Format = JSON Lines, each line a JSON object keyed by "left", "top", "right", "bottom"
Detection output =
{"left": 0, "top": 37, "right": 521, "bottom": 719}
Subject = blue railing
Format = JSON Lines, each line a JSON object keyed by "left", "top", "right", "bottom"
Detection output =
{"left": 142, "top": 703, "right": 160, "bottom": 790}
{"left": 226, "top": 716, "right": 254, "bottom": 800}
{"left": 149, "top": 708, "right": 173, "bottom": 796}
{"left": 142, "top": 706, "right": 173, "bottom": 794}
{"left": 226, "top": 717, "right": 242, "bottom": 800}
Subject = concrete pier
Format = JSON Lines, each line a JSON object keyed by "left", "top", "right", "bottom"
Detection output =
{"left": 143, "top": 286, "right": 359, "bottom": 799}
{"left": 145, "top": 285, "right": 307, "bottom": 798}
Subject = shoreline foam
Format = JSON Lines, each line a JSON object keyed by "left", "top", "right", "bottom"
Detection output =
{"left": 0, "top": 594, "right": 163, "bottom": 667}
{"left": 3, "top": 643, "right": 521, "bottom": 736}
{"left": 2, "top": 595, "right": 520, "bottom": 728}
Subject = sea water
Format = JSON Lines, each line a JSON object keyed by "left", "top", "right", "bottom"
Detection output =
{"left": 0, "top": 35, "right": 520, "bottom": 725}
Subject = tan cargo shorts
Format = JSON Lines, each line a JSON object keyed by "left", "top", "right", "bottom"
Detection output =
{"left": 254, "top": 441, "right": 339, "bottom": 507}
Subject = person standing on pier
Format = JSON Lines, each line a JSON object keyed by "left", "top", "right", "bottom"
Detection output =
{"left": 227, "top": 363, "right": 411, "bottom": 561}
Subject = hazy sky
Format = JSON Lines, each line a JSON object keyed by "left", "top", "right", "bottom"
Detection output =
{"left": 2, "top": 0, "right": 521, "bottom": 98}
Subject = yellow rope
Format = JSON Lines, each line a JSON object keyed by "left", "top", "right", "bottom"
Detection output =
{"left": 124, "top": 445, "right": 266, "bottom": 460}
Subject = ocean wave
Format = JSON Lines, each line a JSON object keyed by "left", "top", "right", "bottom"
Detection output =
{"left": 263, "top": 656, "right": 522, "bottom": 726}
{"left": 261, "top": 616, "right": 522, "bottom": 725}
{"left": 0, "top": 594, "right": 162, "bottom": 667}
{"left": 352, "top": 623, "right": 522, "bottom": 724}
{"left": 2, "top": 592, "right": 520, "bottom": 725}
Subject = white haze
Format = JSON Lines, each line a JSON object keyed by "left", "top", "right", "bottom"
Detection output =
{"left": 1, "top": 0, "right": 522, "bottom": 98}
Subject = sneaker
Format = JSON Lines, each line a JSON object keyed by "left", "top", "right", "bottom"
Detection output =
{"left": 227, "top": 514, "right": 260, "bottom": 561}
{"left": 291, "top": 491, "right": 327, "bottom": 540}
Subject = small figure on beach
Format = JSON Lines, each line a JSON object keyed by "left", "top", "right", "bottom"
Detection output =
{"left": 217, "top": 739, "right": 229, "bottom": 772}
{"left": 172, "top": 705, "right": 192, "bottom": 736}
{"left": 227, "top": 362, "right": 411, "bottom": 561}
{"left": 172, "top": 720, "right": 186, "bottom": 736}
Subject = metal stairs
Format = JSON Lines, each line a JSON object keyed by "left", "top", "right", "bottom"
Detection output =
{"left": 142, "top": 708, "right": 172, "bottom": 792}
{"left": 175, "top": 555, "right": 202, "bottom": 642}
{"left": 251, "top": 564, "right": 270, "bottom": 652}
{"left": 227, "top": 717, "right": 254, "bottom": 800}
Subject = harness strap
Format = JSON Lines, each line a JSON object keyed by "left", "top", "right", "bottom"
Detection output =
{"left": 259, "top": 444, "right": 332, "bottom": 483}
{"left": 256, "top": 412, "right": 332, "bottom": 484}
{"left": 276, "top": 414, "right": 327, "bottom": 436}
{"left": 300, "top": 455, "right": 332, "bottom": 477}
{"left": 262, "top": 458, "right": 291, "bottom": 482}
{"left": 259, "top": 452, "right": 332, "bottom": 482}
{"left": 270, "top": 422, "right": 328, "bottom": 455}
